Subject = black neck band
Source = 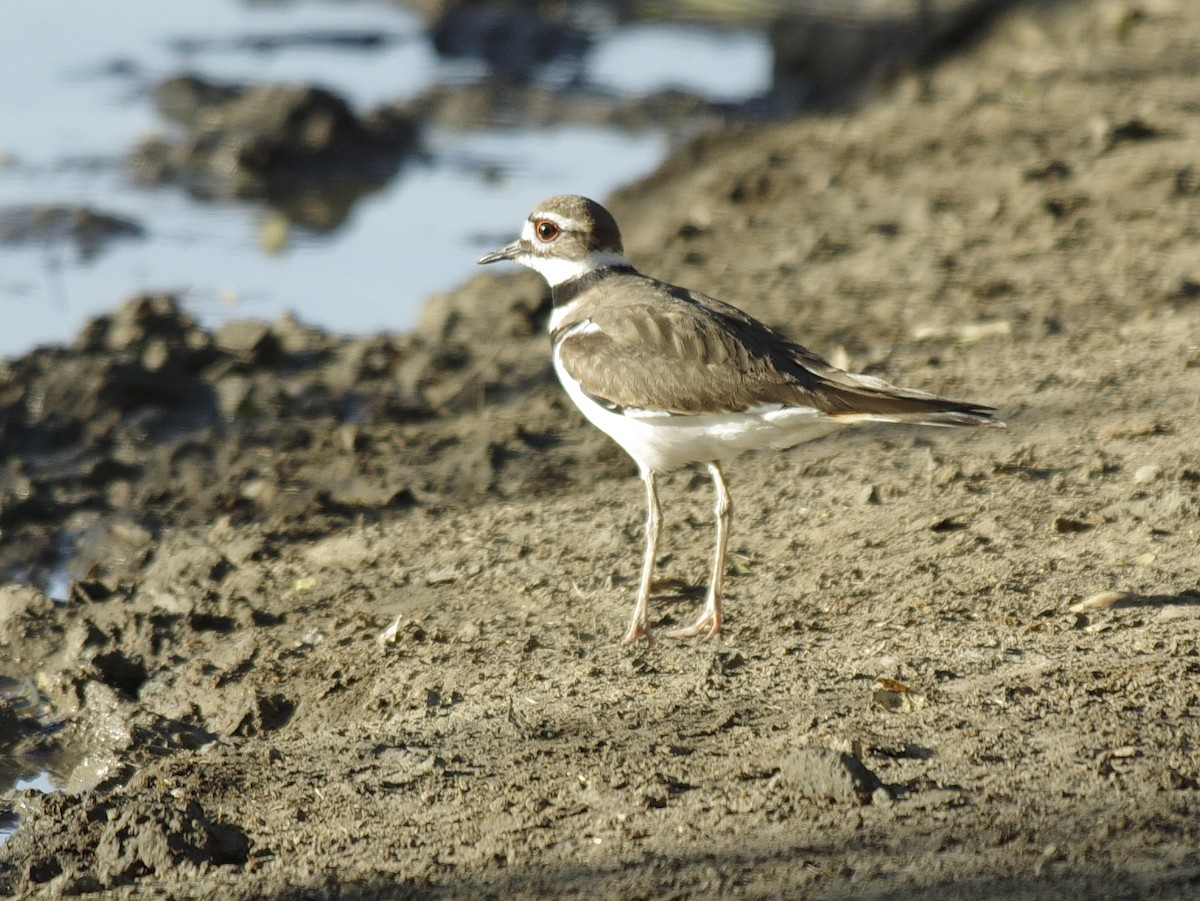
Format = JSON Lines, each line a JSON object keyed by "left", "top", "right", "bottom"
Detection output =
{"left": 551, "top": 265, "right": 636, "bottom": 308}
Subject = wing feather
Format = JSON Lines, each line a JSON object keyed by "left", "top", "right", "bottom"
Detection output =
{"left": 554, "top": 281, "right": 999, "bottom": 426}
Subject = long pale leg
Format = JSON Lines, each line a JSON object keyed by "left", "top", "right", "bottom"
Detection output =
{"left": 622, "top": 470, "right": 661, "bottom": 644}
{"left": 666, "top": 461, "right": 730, "bottom": 640}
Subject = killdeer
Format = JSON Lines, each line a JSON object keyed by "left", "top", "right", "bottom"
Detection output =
{"left": 479, "top": 194, "right": 1002, "bottom": 644}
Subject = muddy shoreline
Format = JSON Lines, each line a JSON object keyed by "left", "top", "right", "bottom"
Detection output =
{"left": 4, "top": 1, "right": 1200, "bottom": 898}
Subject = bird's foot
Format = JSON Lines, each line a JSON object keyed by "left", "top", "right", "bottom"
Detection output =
{"left": 621, "top": 617, "right": 655, "bottom": 646}
{"left": 664, "top": 607, "right": 722, "bottom": 641}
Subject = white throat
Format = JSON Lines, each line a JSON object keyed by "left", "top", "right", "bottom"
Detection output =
{"left": 517, "top": 250, "right": 629, "bottom": 287}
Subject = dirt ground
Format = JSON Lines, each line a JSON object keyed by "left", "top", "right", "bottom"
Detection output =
{"left": 3, "top": 0, "right": 1200, "bottom": 898}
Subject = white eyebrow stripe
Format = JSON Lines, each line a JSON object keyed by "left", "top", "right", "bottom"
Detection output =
{"left": 532, "top": 213, "right": 582, "bottom": 231}
{"left": 519, "top": 214, "right": 581, "bottom": 243}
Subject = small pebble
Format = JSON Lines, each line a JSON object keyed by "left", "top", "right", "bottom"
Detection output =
{"left": 1133, "top": 464, "right": 1161, "bottom": 484}
{"left": 1052, "top": 516, "right": 1090, "bottom": 534}
{"left": 1068, "top": 589, "right": 1133, "bottom": 613}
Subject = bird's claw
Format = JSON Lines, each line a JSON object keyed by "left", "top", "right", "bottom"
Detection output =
{"left": 664, "top": 609, "right": 721, "bottom": 641}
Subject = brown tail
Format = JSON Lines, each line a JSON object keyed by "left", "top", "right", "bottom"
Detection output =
{"left": 819, "top": 371, "right": 1004, "bottom": 429}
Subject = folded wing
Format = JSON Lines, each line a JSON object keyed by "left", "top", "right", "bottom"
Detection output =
{"left": 554, "top": 285, "right": 1000, "bottom": 428}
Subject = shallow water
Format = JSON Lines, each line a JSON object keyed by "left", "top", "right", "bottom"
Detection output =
{"left": 0, "top": 0, "right": 770, "bottom": 358}
{"left": 0, "top": 772, "right": 56, "bottom": 848}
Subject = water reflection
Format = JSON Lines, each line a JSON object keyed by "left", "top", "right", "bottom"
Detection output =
{"left": 0, "top": 0, "right": 770, "bottom": 358}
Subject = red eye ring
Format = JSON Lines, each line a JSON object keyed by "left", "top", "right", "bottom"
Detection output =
{"left": 535, "top": 219, "right": 559, "bottom": 242}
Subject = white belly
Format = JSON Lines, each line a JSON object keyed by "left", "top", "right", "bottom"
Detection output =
{"left": 552, "top": 351, "right": 843, "bottom": 475}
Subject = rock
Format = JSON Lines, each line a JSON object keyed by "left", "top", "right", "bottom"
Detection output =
{"left": 1133, "top": 464, "right": 1161, "bottom": 484}
{"left": 776, "top": 748, "right": 884, "bottom": 806}
{"left": 213, "top": 375, "right": 253, "bottom": 420}
{"left": 132, "top": 75, "right": 419, "bottom": 229}
{"left": 213, "top": 320, "right": 282, "bottom": 365}
{"left": 269, "top": 312, "right": 329, "bottom": 356}
{"left": 1052, "top": 515, "right": 1091, "bottom": 534}
{"left": 91, "top": 295, "right": 199, "bottom": 357}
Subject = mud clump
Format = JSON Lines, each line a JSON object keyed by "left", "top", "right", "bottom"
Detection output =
{"left": 776, "top": 748, "right": 885, "bottom": 806}
{"left": 5, "top": 784, "right": 248, "bottom": 894}
{"left": 133, "top": 75, "right": 419, "bottom": 229}
{"left": 0, "top": 281, "right": 619, "bottom": 595}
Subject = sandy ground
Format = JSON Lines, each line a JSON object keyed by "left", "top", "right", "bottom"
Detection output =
{"left": 3, "top": 0, "right": 1200, "bottom": 898}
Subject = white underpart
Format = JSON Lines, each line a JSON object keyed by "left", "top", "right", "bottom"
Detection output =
{"left": 552, "top": 341, "right": 845, "bottom": 474}
{"left": 546, "top": 295, "right": 588, "bottom": 334}
{"left": 519, "top": 250, "right": 629, "bottom": 288}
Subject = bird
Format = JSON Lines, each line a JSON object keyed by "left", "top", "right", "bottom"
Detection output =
{"left": 479, "top": 194, "right": 1002, "bottom": 645}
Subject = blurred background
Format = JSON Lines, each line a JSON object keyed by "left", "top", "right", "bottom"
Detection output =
{"left": 0, "top": 0, "right": 1010, "bottom": 359}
